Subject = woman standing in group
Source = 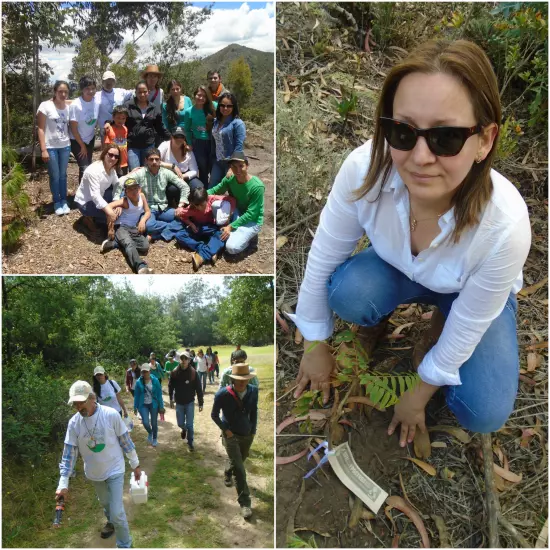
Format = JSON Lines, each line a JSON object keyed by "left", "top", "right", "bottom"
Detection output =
{"left": 134, "top": 363, "right": 164, "bottom": 447}
{"left": 125, "top": 359, "right": 141, "bottom": 396}
{"left": 162, "top": 79, "right": 192, "bottom": 134}
{"left": 74, "top": 143, "right": 121, "bottom": 235}
{"left": 158, "top": 128, "right": 204, "bottom": 198}
{"left": 92, "top": 366, "right": 129, "bottom": 417}
{"left": 142, "top": 64, "right": 164, "bottom": 109}
{"left": 195, "top": 349, "right": 208, "bottom": 393}
{"left": 123, "top": 80, "right": 170, "bottom": 170}
{"left": 291, "top": 40, "right": 531, "bottom": 443}
{"left": 184, "top": 86, "right": 217, "bottom": 185}
{"left": 210, "top": 92, "right": 246, "bottom": 188}
{"left": 69, "top": 76, "right": 99, "bottom": 184}
{"left": 206, "top": 347, "right": 216, "bottom": 384}
{"left": 37, "top": 80, "right": 71, "bottom": 216}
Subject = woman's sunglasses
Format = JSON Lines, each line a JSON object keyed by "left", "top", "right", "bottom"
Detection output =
{"left": 107, "top": 152, "right": 120, "bottom": 159}
{"left": 220, "top": 104, "right": 234, "bottom": 109}
{"left": 379, "top": 117, "right": 482, "bottom": 157}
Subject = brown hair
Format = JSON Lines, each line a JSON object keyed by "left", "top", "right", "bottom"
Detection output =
{"left": 194, "top": 85, "right": 216, "bottom": 117}
{"left": 100, "top": 143, "right": 121, "bottom": 169}
{"left": 358, "top": 40, "right": 501, "bottom": 243}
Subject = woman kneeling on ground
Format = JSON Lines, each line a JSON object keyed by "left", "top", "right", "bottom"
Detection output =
{"left": 133, "top": 363, "right": 164, "bottom": 448}
{"left": 74, "top": 143, "right": 122, "bottom": 236}
{"left": 93, "top": 366, "right": 128, "bottom": 418}
{"left": 291, "top": 39, "right": 531, "bottom": 444}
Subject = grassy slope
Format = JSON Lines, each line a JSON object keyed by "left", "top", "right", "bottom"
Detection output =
{"left": 2, "top": 345, "right": 274, "bottom": 548}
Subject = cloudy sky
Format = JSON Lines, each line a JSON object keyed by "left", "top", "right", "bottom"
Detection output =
{"left": 42, "top": 1, "right": 274, "bottom": 82}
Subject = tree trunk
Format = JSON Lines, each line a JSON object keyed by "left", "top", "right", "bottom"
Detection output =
{"left": 3, "top": 70, "right": 10, "bottom": 146}
{"left": 2, "top": 278, "right": 11, "bottom": 363}
{"left": 31, "top": 31, "right": 39, "bottom": 175}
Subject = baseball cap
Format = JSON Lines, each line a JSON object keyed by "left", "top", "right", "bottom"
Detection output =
{"left": 172, "top": 127, "right": 186, "bottom": 139}
{"left": 140, "top": 363, "right": 151, "bottom": 371}
{"left": 102, "top": 71, "right": 116, "bottom": 81}
{"left": 94, "top": 366, "right": 105, "bottom": 375}
{"left": 68, "top": 381, "right": 93, "bottom": 404}
{"left": 124, "top": 177, "right": 139, "bottom": 188}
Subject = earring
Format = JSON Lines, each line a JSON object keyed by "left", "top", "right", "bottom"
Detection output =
{"left": 475, "top": 153, "right": 483, "bottom": 164}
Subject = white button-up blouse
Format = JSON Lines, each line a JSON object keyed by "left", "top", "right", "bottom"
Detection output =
{"left": 291, "top": 140, "right": 531, "bottom": 387}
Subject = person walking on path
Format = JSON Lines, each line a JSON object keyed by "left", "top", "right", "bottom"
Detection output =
{"left": 37, "top": 80, "right": 71, "bottom": 216}
{"left": 211, "top": 363, "right": 258, "bottom": 519}
{"left": 220, "top": 349, "right": 259, "bottom": 389}
{"left": 125, "top": 359, "right": 140, "bottom": 396}
{"left": 92, "top": 366, "right": 128, "bottom": 417}
{"left": 230, "top": 344, "right": 242, "bottom": 364}
{"left": 133, "top": 364, "right": 164, "bottom": 447}
{"left": 168, "top": 351, "right": 204, "bottom": 452}
{"left": 56, "top": 381, "right": 141, "bottom": 548}
{"left": 213, "top": 351, "right": 220, "bottom": 378}
{"left": 148, "top": 352, "right": 165, "bottom": 388}
{"left": 195, "top": 349, "right": 208, "bottom": 393}
{"left": 164, "top": 350, "right": 180, "bottom": 376}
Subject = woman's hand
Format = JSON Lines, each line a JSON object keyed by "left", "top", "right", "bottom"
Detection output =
{"left": 387, "top": 381, "right": 439, "bottom": 447}
{"left": 41, "top": 150, "right": 50, "bottom": 162}
{"left": 294, "top": 340, "right": 336, "bottom": 405}
{"left": 173, "top": 166, "right": 183, "bottom": 179}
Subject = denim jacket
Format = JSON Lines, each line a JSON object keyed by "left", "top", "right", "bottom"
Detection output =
{"left": 134, "top": 376, "right": 164, "bottom": 411}
{"left": 211, "top": 117, "right": 246, "bottom": 160}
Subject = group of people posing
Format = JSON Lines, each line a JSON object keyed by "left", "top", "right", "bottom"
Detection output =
{"left": 37, "top": 66, "right": 265, "bottom": 273}
{"left": 56, "top": 345, "right": 260, "bottom": 548}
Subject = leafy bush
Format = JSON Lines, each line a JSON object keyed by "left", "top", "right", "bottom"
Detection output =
{"left": 241, "top": 106, "right": 268, "bottom": 125}
{"left": 2, "top": 355, "right": 72, "bottom": 465}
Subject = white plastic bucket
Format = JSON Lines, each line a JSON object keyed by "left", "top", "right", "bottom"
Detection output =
{"left": 130, "top": 471, "right": 148, "bottom": 504}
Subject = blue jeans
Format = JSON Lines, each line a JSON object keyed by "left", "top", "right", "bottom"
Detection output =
{"left": 226, "top": 222, "right": 261, "bottom": 255}
{"left": 192, "top": 139, "right": 212, "bottom": 185}
{"left": 128, "top": 148, "right": 149, "bottom": 170}
{"left": 146, "top": 208, "right": 176, "bottom": 239}
{"left": 46, "top": 146, "right": 71, "bottom": 204}
{"left": 138, "top": 403, "right": 158, "bottom": 440}
{"left": 209, "top": 159, "right": 229, "bottom": 189}
{"left": 90, "top": 473, "right": 131, "bottom": 548}
{"left": 77, "top": 186, "right": 114, "bottom": 222}
{"left": 172, "top": 223, "right": 225, "bottom": 260}
{"left": 197, "top": 371, "right": 207, "bottom": 393}
{"left": 175, "top": 402, "right": 195, "bottom": 444}
{"left": 327, "top": 246, "right": 519, "bottom": 433}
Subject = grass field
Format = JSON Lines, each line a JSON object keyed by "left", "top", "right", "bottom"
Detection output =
{"left": 3, "top": 345, "right": 274, "bottom": 548}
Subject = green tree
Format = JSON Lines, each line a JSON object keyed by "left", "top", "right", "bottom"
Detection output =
{"left": 111, "top": 43, "right": 140, "bottom": 90}
{"left": 216, "top": 277, "right": 273, "bottom": 345}
{"left": 227, "top": 56, "right": 254, "bottom": 108}
{"left": 69, "top": 37, "right": 111, "bottom": 85}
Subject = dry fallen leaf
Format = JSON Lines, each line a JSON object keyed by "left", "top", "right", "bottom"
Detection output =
{"left": 413, "top": 430, "right": 432, "bottom": 459}
{"left": 493, "top": 464, "right": 522, "bottom": 483}
{"left": 386, "top": 495, "right": 430, "bottom": 548}
{"left": 440, "top": 467, "right": 455, "bottom": 481}
{"left": 428, "top": 425, "right": 471, "bottom": 444}
{"left": 276, "top": 235, "right": 289, "bottom": 249}
{"left": 430, "top": 441, "right": 447, "bottom": 448}
{"left": 276, "top": 448, "right": 309, "bottom": 465}
{"left": 519, "top": 276, "right": 548, "bottom": 296}
{"left": 392, "top": 322, "right": 415, "bottom": 336}
{"left": 527, "top": 352, "right": 543, "bottom": 372}
{"left": 403, "top": 457, "right": 436, "bottom": 476}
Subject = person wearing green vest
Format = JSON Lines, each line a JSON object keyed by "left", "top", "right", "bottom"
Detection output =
{"left": 207, "top": 152, "right": 264, "bottom": 255}
{"left": 164, "top": 350, "right": 180, "bottom": 375}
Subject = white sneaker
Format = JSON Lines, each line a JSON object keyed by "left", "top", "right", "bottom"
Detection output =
{"left": 138, "top": 266, "right": 155, "bottom": 274}
{"left": 241, "top": 506, "right": 252, "bottom": 519}
{"left": 54, "top": 203, "right": 64, "bottom": 216}
{"left": 62, "top": 202, "right": 70, "bottom": 214}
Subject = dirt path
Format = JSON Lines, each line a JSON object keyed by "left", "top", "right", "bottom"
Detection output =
{"left": 76, "top": 383, "right": 272, "bottom": 548}
{"left": 3, "top": 124, "right": 274, "bottom": 275}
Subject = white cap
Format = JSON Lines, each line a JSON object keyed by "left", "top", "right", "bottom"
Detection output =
{"left": 93, "top": 366, "right": 105, "bottom": 375}
{"left": 140, "top": 363, "right": 151, "bottom": 371}
{"left": 68, "top": 381, "right": 93, "bottom": 404}
{"left": 102, "top": 70, "right": 116, "bottom": 81}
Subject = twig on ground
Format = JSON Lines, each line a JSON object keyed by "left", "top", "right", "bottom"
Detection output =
{"left": 276, "top": 384, "right": 297, "bottom": 402}
{"left": 279, "top": 209, "right": 322, "bottom": 234}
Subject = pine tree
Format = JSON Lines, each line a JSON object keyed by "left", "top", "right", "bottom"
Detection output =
{"left": 227, "top": 57, "right": 254, "bottom": 108}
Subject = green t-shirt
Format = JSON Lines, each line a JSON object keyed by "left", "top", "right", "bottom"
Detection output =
{"left": 208, "top": 175, "right": 265, "bottom": 229}
{"left": 164, "top": 360, "right": 179, "bottom": 374}
{"left": 183, "top": 104, "right": 217, "bottom": 142}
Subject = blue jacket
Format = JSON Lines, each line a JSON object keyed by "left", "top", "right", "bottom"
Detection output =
{"left": 211, "top": 385, "right": 258, "bottom": 436}
{"left": 134, "top": 375, "right": 164, "bottom": 411}
{"left": 211, "top": 117, "right": 246, "bottom": 160}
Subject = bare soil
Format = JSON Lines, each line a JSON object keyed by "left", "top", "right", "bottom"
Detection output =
{"left": 3, "top": 125, "right": 274, "bottom": 275}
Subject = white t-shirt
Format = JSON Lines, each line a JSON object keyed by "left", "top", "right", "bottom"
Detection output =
{"left": 158, "top": 141, "right": 199, "bottom": 180}
{"left": 98, "top": 380, "right": 122, "bottom": 412}
{"left": 74, "top": 160, "right": 119, "bottom": 210}
{"left": 64, "top": 405, "right": 127, "bottom": 482}
{"left": 195, "top": 356, "right": 208, "bottom": 373}
{"left": 292, "top": 140, "right": 531, "bottom": 387}
{"left": 69, "top": 96, "right": 100, "bottom": 143}
{"left": 96, "top": 88, "right": 134, "bottom": 128}
{"left": 37, "top": 100, "right": 70, "bottom": 149}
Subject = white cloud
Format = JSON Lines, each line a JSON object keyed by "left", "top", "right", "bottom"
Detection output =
{"left": 40, "top": 2, "right": 274, "bottom": 82}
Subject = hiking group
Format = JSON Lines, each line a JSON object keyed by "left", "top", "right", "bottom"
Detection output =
{"left": 37, "top": 65, "right": 266, "bottom": 274}
{"left": 55, "top": 345, "right": 261, "bottom": 548}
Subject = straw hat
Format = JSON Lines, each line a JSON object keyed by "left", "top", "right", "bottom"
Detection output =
{"left": 228, "top": 363, "right": 255, "bottom": 381}
{"left": 142, "top": 64, "right": 163, "bottom": 78}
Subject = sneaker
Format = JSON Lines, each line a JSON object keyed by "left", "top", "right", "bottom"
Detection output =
{"left": 100, "top": 522, "right": 115, "bottom": 539}
{"left": 241, "top": 506, "right": 252, "bottom": 519}
{"left": 180, "top": 428, "right": 187, "bottom": 440}
{"left": 224, "top": 476, "right": 233, "bottom": 487}
{"left": 211, "top": 253, "right": 218, "bottom": 265}
{"left": 138, "top": 266, "right": 155, "bottom": 274}
{"left": 101, "top": 239, "right": 115, "bottom": 254}
{"left": 54, "top": 202, "right": 64, "bottom": 216}
{"left": 147, "top": 434, "right": 153, "bottom": 444}
{"left": 152, "top": 439, "right": 158, "bottom": 447}
{"left": 188, "top": 442, "right": 194, "bottom": 452}
{"left": 62, "top": 202, "right": 70, "bottom": 214}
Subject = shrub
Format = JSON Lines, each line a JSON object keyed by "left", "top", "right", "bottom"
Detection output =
{"left": 241, "top": 106, "right": 268, "bottom": 125}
